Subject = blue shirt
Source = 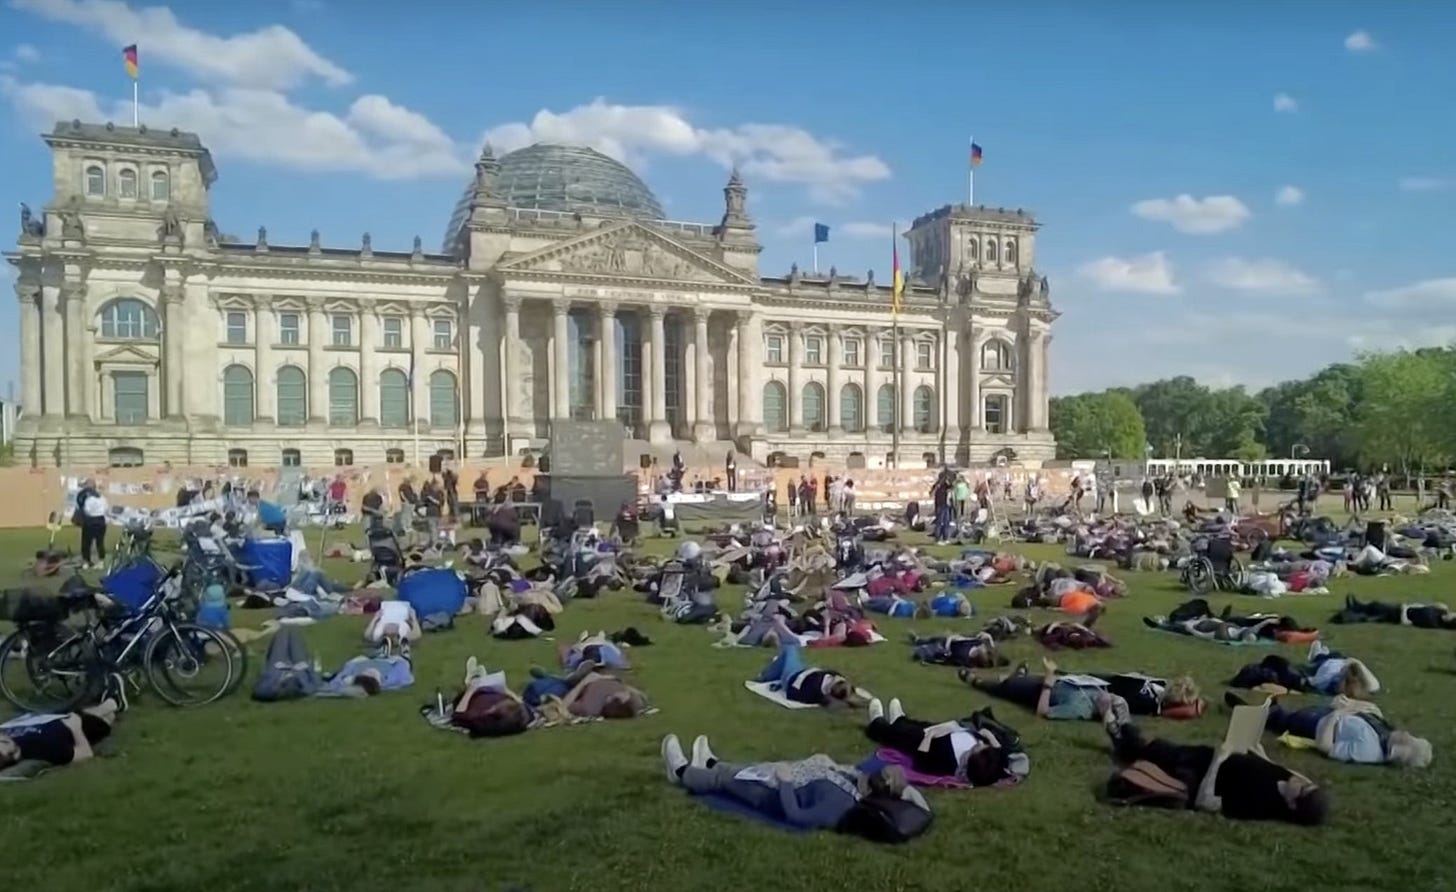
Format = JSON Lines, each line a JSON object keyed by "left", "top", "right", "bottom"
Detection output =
{"left": 1046, "top": 680, "right": 1100, "bottom": 721}
{"left": 1309, "top": 657, "right": 1350, "bottom": 695}
{"left": 325, "top": 656, "right": 414, "bottom": 693}
{"left": 1329, "top": 714, "right": 1386, "bottom": 764}
{"left": 256, "top": 501, "right": 287, "bottom": 528}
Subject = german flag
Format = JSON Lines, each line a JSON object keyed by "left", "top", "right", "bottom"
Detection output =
{"left": 123, "top": 45, "right": 138, "bottom": 80}
{"left": 891, "top": 224, "right": 904, "bottom": 315}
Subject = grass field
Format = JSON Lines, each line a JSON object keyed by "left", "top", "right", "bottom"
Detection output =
{"left": 1, "top": 519, "right": 1454, "bottom": 892}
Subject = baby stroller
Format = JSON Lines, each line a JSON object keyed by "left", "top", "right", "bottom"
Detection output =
{"left": 366, "top": 525, "right": 406, "bottom": 585}
{"left": 1181, "top": 535, "right": 1245, "bottom": 595}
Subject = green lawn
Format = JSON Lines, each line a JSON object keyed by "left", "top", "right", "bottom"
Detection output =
{"left": 2, "top": 521, "right": 1454, "bottom": 892}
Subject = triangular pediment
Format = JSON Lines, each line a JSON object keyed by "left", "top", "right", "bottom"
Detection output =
{"left": 94, "top": 343, "right": 159, "bottom": 364}
{"left": 494, "top": 221, "right": 754, "bottom": 286}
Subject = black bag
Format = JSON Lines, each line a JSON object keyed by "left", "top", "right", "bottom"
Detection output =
{"left": 968, "top": 707, "right": 1023, "bottom": 754}
{"left": 837, "top": 795, "right": 932, "bottom": 844}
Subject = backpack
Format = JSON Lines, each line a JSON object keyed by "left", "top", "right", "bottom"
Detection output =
{"left": 1105, "top": 760, "right": 1189, "bottom": 808}
{"left": 71, "top": 490, "right": 93, "bottom": 527}
{"left": 837, "top": 795, "right": 933, "bottom": 844}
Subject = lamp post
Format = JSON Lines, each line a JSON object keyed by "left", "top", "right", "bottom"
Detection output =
{"left": 1291, "top": 443, "right": 1309, "bottom": 460}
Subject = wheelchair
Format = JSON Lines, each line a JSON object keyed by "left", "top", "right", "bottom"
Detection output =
{"left": 1180, "top": 536, "right": 1246, "bottom": 595}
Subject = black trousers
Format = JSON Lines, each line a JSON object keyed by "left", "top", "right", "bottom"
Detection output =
{"left": 1112, "top": 724, "right": 1211, "bottom": 793}
{"left": 80, "top": 520, "right": 107, "bottom": 563}
{"left": 865, "top": 716, "right": 958, "bottom": 776}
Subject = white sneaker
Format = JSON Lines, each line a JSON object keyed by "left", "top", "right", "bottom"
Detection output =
{"left": 1307, "top": 639, "right": 1328, "bottom": 662}
{"left": 661, "top": 734, "right": 687, "bottom": 783}
{"left": 464, "top": 656, "right": 479, "bottom": 685}
{"left": 691, "top": 735, "right": 716, "bottom": 768}
{"left": 867, "top": 698, "right": 885, "bottom": 722}
{"left": 888, "top": 698, "right": 904, "bottom": 723}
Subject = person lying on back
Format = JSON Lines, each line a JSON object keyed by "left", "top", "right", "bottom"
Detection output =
{"left": 964, "top": 657, "right": 1123, "bottom": 722}
{"left": 755, "top": 624, "right": 862, "bottom": 709}
{"left": 0, "top": 699, "right": 120, "bottom": 776}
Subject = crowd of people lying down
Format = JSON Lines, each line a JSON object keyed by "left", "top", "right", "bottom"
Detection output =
{"left": 7, "top": 477, "right": 1449, "bottom": 843}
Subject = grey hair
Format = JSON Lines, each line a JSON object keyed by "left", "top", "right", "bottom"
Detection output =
{"left": 1387, "top": 731, "right": 1433, "bottom": 769}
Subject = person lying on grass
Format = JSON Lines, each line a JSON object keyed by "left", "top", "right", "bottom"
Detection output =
{"left": 756, "top": 630, "right": 865, "bottom": 709}
{"left": 1224, "top": 692, "right": 1433, "bottom": 768}
{"left": 318, "top": 650, "right": 414, "bottom": 698}
{"left": 660, "top": 733, "right": 928, "bottom": 830}
{"left": 963, "top": 657, "right": 1127, "bottom": 722}
{"left": 908, "top": 630, "right": 1007, "bottom": 669}
{"left": 364, "top": 600, "right": 422, "bottom": 655}
{"left": 863, "top": 696, "right": 1026, "bottom": 786}
{"left": 524, "top": 660, "right": 652, "bottom": 721}
{"left": 1143, "top": 612, "right": 1315, "bottom": 644}
{"left": 0, "top": 698, "right": 120, "bottom": 778}
{"left": 1331, "top": 595, "right": 1456, "bottom": 630}
{"left": 1104, "top": 712, "right": 1330, "bottom": 825}
{"left": 447, "top": 659, "right": 533, "bottom": 737}
{"left": 1229, "top": 641, "right": 1380, "bottom": 699}
{"left": 560, "top": 630, "right": 632, "bottom": 671}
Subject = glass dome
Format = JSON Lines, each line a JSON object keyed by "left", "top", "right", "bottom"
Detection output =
{"left": 442, "top": 143, "right": 665, "bottom": 252}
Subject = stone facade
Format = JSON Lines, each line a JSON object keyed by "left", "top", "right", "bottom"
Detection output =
{"left": 5, "top": 121, "right": 1057, "bottom": 470}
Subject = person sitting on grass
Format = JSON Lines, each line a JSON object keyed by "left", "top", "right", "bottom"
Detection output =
{"left": 660, "top": 733, "right": 927, "bottom": 830}
{"left": 963, "top": 657, "right": 1125, "bottom": 723}
{"left": 908, "top": 630, "right": 1007, "bottom": 669}
{"left": 1104, "top": 713, "right": 1330, "bottom": 824}
{"left": 1229, "top": 641, "right": 1381, "bottom": 699}
{"left": 364, "top": 600, "right": 422, "bottom": 656}
{"left": 318, "top": 650, "right": 414, "bottom": 698}
{"left": 1331, "top": 595, "right": 1456, "bottom": 630}
{"left": 0, "top": 699, "right": 121, "bottom": 778}
{"left": 756, "top": 632, "right": 865, "bottom": 709}
{"left": 863, "top": 696, "right": 1026, "bottom": 786}
{"left": 560, "top": 631, "right": 632, "bottom": 671}
{"left": 1224, "top": 692, "right": 1433, "bottom": 768}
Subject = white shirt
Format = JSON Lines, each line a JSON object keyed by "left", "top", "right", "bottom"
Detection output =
{"left": 82, "top": 493, "right": 109, "bottom": 518}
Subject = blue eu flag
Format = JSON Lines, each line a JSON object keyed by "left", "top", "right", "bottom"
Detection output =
{"left": 813, "top": 223, "right": 830, "bottom": 244}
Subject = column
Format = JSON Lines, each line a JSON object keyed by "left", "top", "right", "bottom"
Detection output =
{"left": 692, "top": 308, "right": 713, "bottom": 442}
{"left": 501, "top": 296, "right": 522, "bottom": 435}
{"left": 160, "top": 284, "right": 183, "bottom": 419}
{"left": 40, "top": 286, "right": 64, "bottom": 419}
{"left": 943, "top": 326, "right": 961, "bottom": 441}
{"left": 735, "top": 310, "right": 760, "bottom": 438}
{"left": 15, "top": 280, "right": 42, "bottom": 418}
{"left": 467, "top": 293, "right": 489, "bottom": 437}
{"left": 863, "top": 326, "right": 881, "bottom": 434}
{"left": 787, "top": 322, "right": 803, "bottom": 433}
{"left": 61, "top": 282, "right": 86, "bottom": 418}
{"left": 551, "top": 300, "right": 571, "bottom": 421}
{"left": 358, "top": 300, "right": 379, "bottom": 425}
{"left": 1031, "top": 330, "right": 1049, "bottom": 429}
{"left": 826, "top": 324, "right": 842, "bottom": 435}
{"left": 307, "top": 301, "right": 328, "bottom": 423}
{"left": 598, "top": 302, "right": 618, "bottom": 425}
{"left": 967, "top": 331, "right": 983, "bottom": 432}
{"left": 647, "top": 306, "right": 669, "bottom": 442}
{"left": 900, "top": 330, "right": 915, "bottom": 432}
{"left": 254, "top": 296, "right": 275, "bottom": 423}
{"left": 410, "top": 308, "right": 430, "bottom": 427}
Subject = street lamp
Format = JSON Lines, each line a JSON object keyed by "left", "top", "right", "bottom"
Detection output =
{"left": 1291, "top": 443, "right": 1309, "bottom": 460}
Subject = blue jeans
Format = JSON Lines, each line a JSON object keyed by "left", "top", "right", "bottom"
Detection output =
{"left": 523, "top": 676, "right": 571, "bottom": 707}
{"left": 1267, "top": 704, "right": 1329, "bottom": 739}
{"left": 756, "top": 643, "right": 806, "bottom": 687}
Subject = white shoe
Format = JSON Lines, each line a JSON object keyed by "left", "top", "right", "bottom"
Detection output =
{"left": 661, "top": 735, "right": 687, "bottom": 783}
{"left": 464, "top": 656, "right": 479, "bottom": 684}
{"left": 1307, "top": 639, "right": 1328, "bottom": 662}
{"left": 867, "top": 698, "right": 885, "bottom": 722}
{"left": 691, "top": 735, "right": 716, "bottom": 768}
{"left": 888, "top": 698, "right": 904, "bottom": 722}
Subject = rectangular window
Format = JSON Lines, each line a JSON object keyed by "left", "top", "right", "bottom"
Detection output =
{"left": 281, "top": 448, "right": 302, "bottom": 467}
{"left": 843, "top": 337, "right": 862, "bottom": 368}
{"left": 279, "top": 313, "right": 300, "bottom": 345}
{"left": 432, "top": 319, "right": 453, "bottom": 350}
{"left": 383, "top": 317, "right": 403, "bottom": 348}
{"left": 331, "top": 314, "right": 352, "bottom": 347}
{"left": 803, "top": 335, "right": 823, "bottom": 366}
{"left": 916, "top": 341, "right": 933, "bottom": 370}
{"left": 113, "top": 371, "right": 148, "bottom": 424}
{"left": 878, "top": 338, "right": 895, "bottom": 369}
{"left": 765, "top": 334, "right": 785, "bottom": 364}
{"left": 225, "top": 311, "right": 247, "bottom": 345}
{"left": 984, "top": 396, "right": 1007, "bottom": 434}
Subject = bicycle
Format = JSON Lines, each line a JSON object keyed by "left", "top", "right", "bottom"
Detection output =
{"left": 0, "top": 568, "right": 239, "bottom": 713}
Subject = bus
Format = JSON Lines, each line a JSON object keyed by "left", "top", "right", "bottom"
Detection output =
{"left": 1246, "top": 459, "right": 1331, "bottom": 481}
{"left": 1143, "top": 458, "right": 1331, "bottom": 481}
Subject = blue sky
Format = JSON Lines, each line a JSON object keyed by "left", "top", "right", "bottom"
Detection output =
{"left": 2, "top": 0, "right": 1454, "bottom": 402}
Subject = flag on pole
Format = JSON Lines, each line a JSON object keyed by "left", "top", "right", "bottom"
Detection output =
{"left": 891, "top": 224, "right": 904, "bottom": 316}
{"left": 813, "top": 222, "right": 830, "bottom": 244}
{"left": 122, "top": 45, "right": 139, "bottom": 80}
{"left": 970, "top": 141, "right": 983, "bottom": 167}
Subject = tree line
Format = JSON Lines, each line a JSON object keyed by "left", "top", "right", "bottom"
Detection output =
{"left": 1048, "top": 346, "right": 1456, "bottom": 473}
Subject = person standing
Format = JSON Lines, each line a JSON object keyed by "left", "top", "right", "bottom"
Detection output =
{"left": 1224, "top": 476, "right": 1241, "bottom": 516}
{"left": 74, "top": 480, "right": 110, "bottom": 569}
{"left": 725, "top": 451, "right": 738, "bottom": 493}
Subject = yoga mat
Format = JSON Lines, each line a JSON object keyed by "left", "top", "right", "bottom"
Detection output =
{"left": 743, "top": 680, "right": 820, "bottom": 709}
{"left": 1150, "top": 628, "right": 1276, "bottom": 647}
{"left": 695, "top": 793, "right": 808, "bottom": 833}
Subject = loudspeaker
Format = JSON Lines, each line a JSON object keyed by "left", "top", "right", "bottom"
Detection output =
{"left": 639, "top": 453, "right": 653, "bottom": 470}
{"left": 428, "top": 454, "right": 443, "bottom": 474}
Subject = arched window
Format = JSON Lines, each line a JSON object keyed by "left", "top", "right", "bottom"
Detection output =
{"left": 118, "top": 169, "right": 137, "bottom": 199}
{"left": 986, "top": 239, "right": 999, "bottom": 263}
{"left": 281, "top": 448, "right": 302, "bottom": 467}
{"left": 108, "top": 446, "right": 144, "bottom": 467}
{"left": 276, "top": 366, "right": 307, "bottom": 427}
{"left": 379, "top": 368, "right": 409, "bottom": 427}
{"left": 85, "top": 165, "right": 105, "bottom": 197}
{"left": 876, "top": 384, "right": 897, "bottom": 433}
{"left": 966, "top": 238, "right": 978, "bottom": 261}
{"left": 763, "top": 381, "right": 788, "bottom": 432}
{"left": 801, "top": 382, "right": 826, "bottom": 433}
{"left": 1004, "top": 239, "right": 1018, "bottom": 265}
{"left": 980, "top": 339, "right": 1014, "bottom": 371}
{"left": 222, "top": 365, "right": 254, "bottom": 426}
{"left": 913, "top": 385, "right": 936, "bottom": 433}
{"left": 150, "top": 170, "right": 170, "bottom": 201}
{"left": 99, "top": 299, "right": 160, "bottom": 340}
{"left": 429, "top": 370, "right": 458, "bottom": 429}
{"left": 328, "top": 367, "right": 359, "bottom": 426}
{"left": 227, "top": 448, "right": 248, "bottom": 468}
{"left": 840, "top": 383, "right": 864, "bottom": 433}
{"left": 385, "top": 448, "right": 406, "bottom": 464}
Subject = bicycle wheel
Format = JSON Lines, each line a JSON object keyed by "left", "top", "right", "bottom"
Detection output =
{"left": 0, "top": 627, "right": 101, "bottom": 713}
{"left": 215, "top": 628, "right": 250, "bottom": 695}
{"left": 142, "top": 623, "right": 235, "bottom": 707}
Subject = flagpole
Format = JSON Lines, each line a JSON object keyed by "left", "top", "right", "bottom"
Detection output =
{"left": 968, "top": 135, "right": 975, "bottom": 206}
{"left": 132, "top": 79, "right": 139, "bottom": 127}
{"left": 812, "top": 242, "right": 819, "bottom": 275}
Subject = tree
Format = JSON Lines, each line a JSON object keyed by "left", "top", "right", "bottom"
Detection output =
{"left": 1050, "top": 392, "right": 1147, "bottom": 459}
{"left": 1353, "top": 349, "right": 1456, "bottom": 473}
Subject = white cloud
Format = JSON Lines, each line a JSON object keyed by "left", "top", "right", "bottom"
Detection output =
{"left": 13, "top": 43, "right": 42, "bottom": 63}
{"left": 1274, "top": 185, "right": 1305, "bottom": 206}
{"left": 1398, "top": 176, "right": 1449, "bottom": 192}
{"left": 1273, "top": 93, "right": 1298, "bottom": 113}
{"left": 1131, "top": 194, "right": 1251, "bottom": 234}
{"left": 839, "top": 221, "right": 897, "bottom": 239}
{"left": 12, "top": 0, "right": 351, "bottom": 90}
{"left": 772, "top": 216, "right": 818, "bottom": 239}
{"left": 483, "top": 98, "right": 891, "bottom": 204}
{"left": 1077, "top": 252, "right": 1180, "bottom": 295}
{"left": 1364, "top": 277, "right": 1456, "bottom": 311}
{"left": 1344, "top": 30, "right": 1377, "bottom": 52}
{"left": 771, "top": 218, "right": 901, "bottom": 241}
{"left": 1, "top": 76, "right": 465, "bottom": 180}
{"left": 1206, "top": 258, "right": 1321, "bottom": 295}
